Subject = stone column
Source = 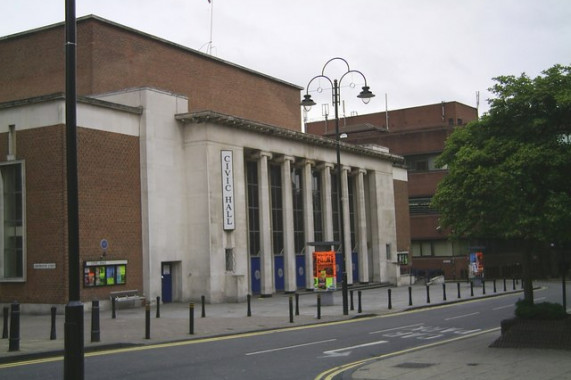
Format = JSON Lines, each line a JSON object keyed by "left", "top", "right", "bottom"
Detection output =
{"left": 257, "top": 151, "right": 273, "bottom": 295}
{"left": 355, "top": 168, "right": 369, "bottom": 283}
{"left": 279, "top": 155, "right": 296, "bottom": 292}
{"left": 319, "top": 163, "right": 334, "bottom": 242}
{"left": 340, "top": 165, "right": 353, "bottom": 285}
{"left": 301, "top": 159, "right": 315, "bottom": 289}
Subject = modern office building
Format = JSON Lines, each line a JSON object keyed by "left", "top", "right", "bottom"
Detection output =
{"left": 0, "top": 16, "right": 407, "bottom": 308}
{"left": 306, "top": 102, "right": 479, "bottom": 280}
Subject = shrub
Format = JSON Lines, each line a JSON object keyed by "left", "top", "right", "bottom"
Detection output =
{"left": 515, "top": 299, "right": 567, "bottom": 320}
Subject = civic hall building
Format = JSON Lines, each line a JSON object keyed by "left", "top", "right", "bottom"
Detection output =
{"left": 0, "top": 16, "right": 408, "bottom": 308}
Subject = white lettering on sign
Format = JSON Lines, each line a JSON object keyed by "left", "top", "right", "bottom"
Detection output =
{"left": 221, "top": 150, "right": 235, "bottom": 230}
{"left": 33, "top": 263, "right": 56, "bottom": 270}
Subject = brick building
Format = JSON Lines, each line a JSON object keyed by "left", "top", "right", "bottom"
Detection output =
{"left": 0, "top": 16, "right": 407, "bottom": 309}
{"left": 306, "top": 102, "right": 479, "bottom": 280}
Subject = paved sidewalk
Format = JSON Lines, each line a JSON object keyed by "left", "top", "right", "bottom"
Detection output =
{"left": 350, "top": 329, "right": 571, "bottom": 380}
{"left": 2, "top": 280, "right": 567, "bottom": 380}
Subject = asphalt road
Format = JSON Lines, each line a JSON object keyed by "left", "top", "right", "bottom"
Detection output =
{"left": 0, "top": 285, "right": 562, "bottom": 380}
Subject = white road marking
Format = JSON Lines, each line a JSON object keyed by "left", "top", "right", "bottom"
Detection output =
{"left": 369, "top": 323, "right": 424, "bottom": 335}
{"left": 322, "top": 340, "right": 388, "bottom": 358}
{"left": 492, "top": 304, "right": 514, "bottom": 311}
{"left": 444, "top": 312, "right": 480, "bottom": 321}
{"left": 245, "top": 339, "right": 336, "bottom": 356}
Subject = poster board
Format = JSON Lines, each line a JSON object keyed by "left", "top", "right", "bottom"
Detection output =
{"left": 468, "top": 251, "right": 484, "bottom": 279}
{"left": 313, "top": 250, "right": 336, "bottom": 291}
{"left": 84, "top": 260, "right": 127, "bottom": 287}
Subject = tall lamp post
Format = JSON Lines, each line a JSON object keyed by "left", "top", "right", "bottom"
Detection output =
{"left": 301, "top": 57, "right": 375, "bottom": 315}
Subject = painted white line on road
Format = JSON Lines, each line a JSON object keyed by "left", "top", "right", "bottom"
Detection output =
{"left": 245, "top": 339, "right": 336, "bottom": 356}
{"left": 322, "top": 340, "right": 388, "bottom": 358}
{"left": 444, "top": 312, "right": 480, "bottom": 321}
{"left": 369, "top": 323, "right": 424, "bottom": 335}
{"left": 492, "top": 304, "right": 514, "bottom": 311}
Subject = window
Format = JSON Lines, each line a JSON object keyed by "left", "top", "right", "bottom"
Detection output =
{"left": 411, "top": 241, "right": 434, "bottom": 257}
{"left": 0, "top": 162, "right": 25, "bottom": 281}
{"left": 409, "top": 197, "right": 438, "bottom": 215}
{"left": 246, "top": 161, "right": 260, "bottom": 256}
{"left": 292, "top": 167, "right": 305, "bottom": 254}
{"left": 270, "top": 165, "right": 283, "bottom": 255}
{"left": 312, "top": 170, "right": 323, "bottom": 242}
{"left": 225, "top": 248, "right": 234, "bottom": 272}
{"left": 405, "top": 154, "right": 442, "bottom": 172}
{"left": 331, "top": 172, "right": 340, "bottom": 243}
{"left": 348, "top": 175, "right": 355, "bottom": 252}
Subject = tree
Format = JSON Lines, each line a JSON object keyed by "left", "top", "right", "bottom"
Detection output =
{"left": 432, "top": 64, "right": 571, "bottom": 303}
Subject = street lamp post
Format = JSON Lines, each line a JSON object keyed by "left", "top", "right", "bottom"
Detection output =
{"left": 301, "top": 57, "right": 375, "bottom": 315}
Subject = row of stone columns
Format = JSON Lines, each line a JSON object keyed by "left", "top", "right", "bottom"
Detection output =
{"left": 253, "top": 152, "right": 371, "bottom": 295}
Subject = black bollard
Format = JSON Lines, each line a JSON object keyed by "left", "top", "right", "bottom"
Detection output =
{"left": 295, "top": 293, "right": 300, "bottom": 316}
{"left": 442, "top": 283, "right": 447, "bottom": 301}
{"left": 388, "top": 288, "right": 392, "bottom": 310}
{"left": 145, "top": 301, "right": 151, "bottom": 339}
{"left": 493, "top": 279, "right": 497, "bottom": 293}
{"left": 521, "top": 279, "right": 524, "bottom": 289}
{"left": 426, "top": 285, "right": 431, "bottom": 304}
{"left": 512, "top": 278, "right": 516, "bottom": 290}
{"left": 457, "top": 282, "right": 461, "bottom": 299}
{"left": 350, "top": 290, "right": 354, "bottom": 311}
{"left": 189, "top": 303, "right": 195, "bottom": 334}
{"left": 358, "top": 291, "right": 362, "bottom": 313}
{"left": 482, "top": 280, "right": 486, "bottom": 295}
{"left": 156, "top": 296, "right": 161, "bottom": 319}
{"left": 112, "top": 297, "right": 116, "bottom": 319}
{"left": 408, "top": 286, "right": 413, "bottom": 306}
{"left": 2, "top": 306, "right": 8, "bottom": 339}
{"left": 247, "top": 294, "right": 252, "bottom": 317}
{"left": 50, "top": 306, "right": 57, "bottom": 340}
{"left": 201, "top": 295, "right": 206, "bottom": 318}
{"left": 9, "top": 301, "right": 20, "bottom": 352}
{"left": 503, "top": 278, "right": 507, "bottom": 292}
{"left": 317, "top": 294, "right": 321, "bottom": 320}
{"left": 470, "top": 281, "right": 474, "bottom": 296}
{"left": 289, "top": 296, "right": 294, "bottom": 323}
{"left": 91, "top": 300, "right": 100, "bottom": 343}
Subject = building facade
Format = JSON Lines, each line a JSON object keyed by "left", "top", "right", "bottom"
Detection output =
{"left": 306, "top": 102, "right": 479, "bottom": 280}
{"left": 0, "top": 17, "right": 407, "bottom": 308}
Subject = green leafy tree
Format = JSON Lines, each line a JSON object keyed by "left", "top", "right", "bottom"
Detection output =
{"left": 432, "top": 64, "right": 571, "bottom": 303}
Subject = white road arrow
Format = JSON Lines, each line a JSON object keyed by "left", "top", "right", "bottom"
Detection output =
{"left": 322, "top": 340, "right": 388, "bottom": 358}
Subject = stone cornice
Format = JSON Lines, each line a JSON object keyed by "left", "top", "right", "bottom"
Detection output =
{"left": 176, "top": 110, "right": 405, "bottom": 166}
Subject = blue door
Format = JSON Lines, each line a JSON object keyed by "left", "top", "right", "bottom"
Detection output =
{"left": 336, "top": 252, "right": 343, "bottom": 285}
{"left": 274, "top": 256, "right": 284, "bottom": 291}
{"left": 161, "top": 263, "right": 172, "bottom": 303}
{"left": 352, "top": 251, "right": 359, "bottom": 283}
{"left": 296, "top": 255, "right": 305, "bottom": 289}
{"left": 250, "top": 257, "right": 261, "bottom": 295}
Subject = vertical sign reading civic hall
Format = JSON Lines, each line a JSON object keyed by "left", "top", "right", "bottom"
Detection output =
{"left": 221, "top": 150, "right": 235, "bottom": 230}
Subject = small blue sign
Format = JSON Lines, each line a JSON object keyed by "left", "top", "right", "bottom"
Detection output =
{"left": 100, "top": 239, "right": 108, "bottom": 250}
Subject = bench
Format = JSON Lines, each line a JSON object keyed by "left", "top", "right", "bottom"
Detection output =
{"left": 109, "top": 290, "right": 145, "bottom": 309}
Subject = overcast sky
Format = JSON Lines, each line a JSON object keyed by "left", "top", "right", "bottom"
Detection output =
{"left": 2, "top": 0, "right": 570, "bottom": 121}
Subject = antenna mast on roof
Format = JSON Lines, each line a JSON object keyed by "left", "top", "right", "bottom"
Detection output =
{"left": 206, "top": 0, "right": 214, "bottom": 55}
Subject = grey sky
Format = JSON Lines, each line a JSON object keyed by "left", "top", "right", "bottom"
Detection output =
{"left": 2, "top": 0, "right": 570, "bottom": 121}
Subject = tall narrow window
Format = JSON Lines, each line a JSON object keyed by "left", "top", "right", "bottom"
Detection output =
{"left": 246, "top": 161, "right": 260, "bottom": 257}
{"left": 0, "top": 162, "right": 25, "bottom": 280}
{"left": 292, "top": 167, "right": 305, "bottom": 253}
{"left": 331, "top": 172, "right": 340, "bottom": 243}
{"left": 270, "top": 165, "right": 283, "bottom": 255}
{"left": 312, "top": 170, "right": 323, "bottom": 242}
{"left": 348, "top": 175, "right": 355, "bottom": 252}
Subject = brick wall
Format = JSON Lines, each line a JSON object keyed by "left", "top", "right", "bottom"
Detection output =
{"left": 0, "top": 125, "right": 142, "bottom": 304}
{"left": 393, "top": 179, "right": 411, "bottom": 253}
{"left": 0, "top": 17, "right": 302, "bottom": 131}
